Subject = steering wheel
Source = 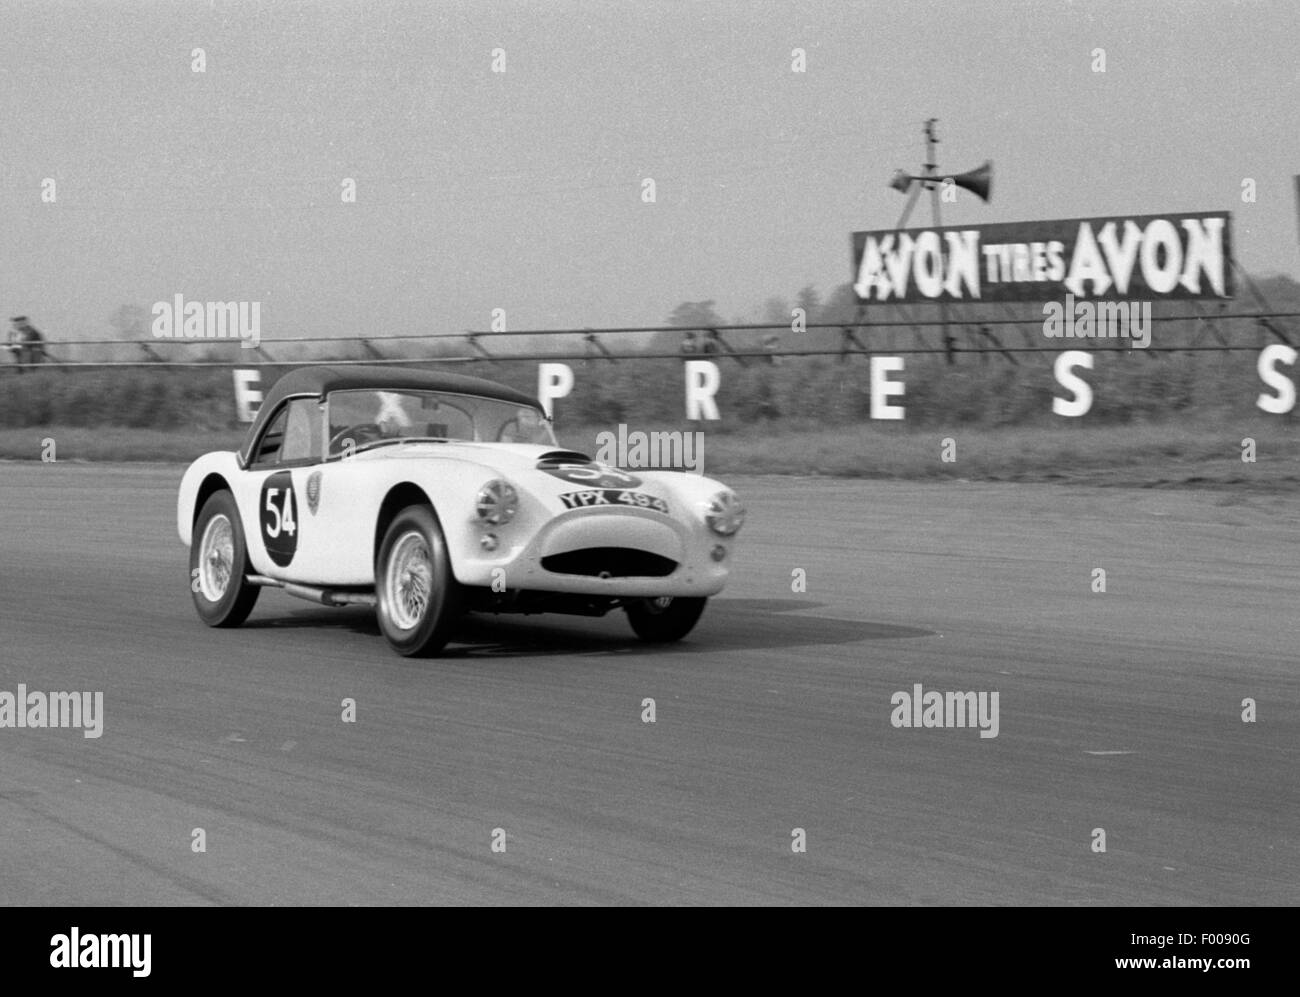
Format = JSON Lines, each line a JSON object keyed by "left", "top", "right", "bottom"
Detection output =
{"left": 495, "top": 418, "right": 521, "bottom": 442}
{"left": 330, "top": 422, "right": 386, "bottom": 454}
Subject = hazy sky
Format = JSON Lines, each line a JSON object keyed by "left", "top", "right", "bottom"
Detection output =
{"left": 1, "top": 0, "right": 1297, "bottom": 345}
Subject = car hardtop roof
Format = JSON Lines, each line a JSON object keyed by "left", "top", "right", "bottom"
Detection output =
{"left": 264, "top": 364, "right": 540, "bottom": 408}
{"left": 239, "top": 364, "right": 543, "bottom": 463}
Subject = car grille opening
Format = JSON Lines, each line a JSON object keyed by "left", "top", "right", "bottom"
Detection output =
{"left": 541, "top": 547, "right": 677, "bottom": 578}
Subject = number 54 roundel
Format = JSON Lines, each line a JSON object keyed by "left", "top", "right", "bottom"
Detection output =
{"left": 259, "top": 471, "right": 299, "bottom": 567}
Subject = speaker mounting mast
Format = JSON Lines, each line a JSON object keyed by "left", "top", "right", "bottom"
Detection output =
{"left": 850, "top": 119, "right": 994, "bottom": 363}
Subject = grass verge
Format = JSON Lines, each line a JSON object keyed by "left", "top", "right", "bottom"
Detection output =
{"left": 2, "top": 421, "right": 1295, "bottom": 489}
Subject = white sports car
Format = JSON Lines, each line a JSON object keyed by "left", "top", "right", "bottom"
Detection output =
{"left": 177, "top": 365, "right": 745, "bottom": 656}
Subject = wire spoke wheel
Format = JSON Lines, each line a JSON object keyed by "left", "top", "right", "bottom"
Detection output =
{"left": 376, "top": 505, "right": 462, "bottom": 657}
{"left": 386, "top": 531, "right": 434, "bottom": 630}
{"left": 189, "top": 490, "right": 259, "bottom": 628}
{"left": 198, "top": 514, "right": 234, "bottom": 602}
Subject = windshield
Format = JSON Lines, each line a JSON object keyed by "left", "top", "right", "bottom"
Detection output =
{"left": 326, "top": 388, "right": 556, "bottom": 456}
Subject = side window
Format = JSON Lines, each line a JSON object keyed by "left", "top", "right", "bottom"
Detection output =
{"left": 280, "top": 398, "right": 322, "bottom": 464}
{"left": 251, "top": 406, "right": 288, "bottom": 467}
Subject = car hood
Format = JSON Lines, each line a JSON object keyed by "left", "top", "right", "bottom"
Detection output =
{"left": 357, "top": 441, "right": 591, "bottom": 472}
{"left": 355, "top": 440, "right": 713, "bottom": 505}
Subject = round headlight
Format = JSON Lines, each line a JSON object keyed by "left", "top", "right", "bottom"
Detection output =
{"left": 475, "top": 479, "right": 518, "bottom": 526}
{"left": 704, "top": 490, "right": 745, "bottom": 537}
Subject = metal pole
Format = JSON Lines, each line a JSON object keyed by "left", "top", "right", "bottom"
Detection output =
{"left": 923, "top": 119, "right": 954, "bottom": 364}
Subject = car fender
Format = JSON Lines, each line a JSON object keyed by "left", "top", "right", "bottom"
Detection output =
{"left": 177, "top": 451, "right": 243, "bottom": 548}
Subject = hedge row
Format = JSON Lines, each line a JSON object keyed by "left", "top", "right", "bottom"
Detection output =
{"left": 0, "top": 349, "right": 1292, "bottom": 432}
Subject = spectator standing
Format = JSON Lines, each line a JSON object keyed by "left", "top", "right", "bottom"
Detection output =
{"left": 8, "top": 316, "right": 47, "bottom": 372}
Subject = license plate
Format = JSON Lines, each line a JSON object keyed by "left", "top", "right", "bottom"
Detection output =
{"left": 559, "top": 489, "right": 669, "bottom": 514}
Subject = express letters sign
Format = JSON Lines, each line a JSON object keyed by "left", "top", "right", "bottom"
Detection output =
{"left": 851, "top": 212, "right": 1232, "bottom": 303}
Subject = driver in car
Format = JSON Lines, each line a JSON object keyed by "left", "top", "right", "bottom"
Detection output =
{"left": 375, "top": 391, "right": 414, "bottom": 437}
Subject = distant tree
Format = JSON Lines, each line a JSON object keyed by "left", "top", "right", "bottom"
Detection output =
{"left": 784, "top": 283, "right": 859, "bottom": 353}
{"left": 95, "top": 303, "right": 152, "bottom": 365}
{"left": 648, "top": 300, "right": 728, "bottom": 355}
{"left": 667, "top": 300, "right": 725, "bottom": 329}
{"left": 109, "top": 304, "right": 149, "bottom": 340}
{"left": 1255, "top": 273, "right": 1300, "bottom": 309}
{"left": 795, "top": 284, "right": 821, "bottom": 320}
{"left": 817, "top": 283, "right": 860, "bottom": 324}
{"left": 762, "top": 297, "right": 791, "bottom": 326}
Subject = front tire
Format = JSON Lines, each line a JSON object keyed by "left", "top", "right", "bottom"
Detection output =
{"left": 375, "top": 505, "right": 462, "bottom": 657}
{"left": 191, "top": 490, "right": 260, "bottom": 627}
{"left": 625, "top": 596, "right": 707, "bottom": 643}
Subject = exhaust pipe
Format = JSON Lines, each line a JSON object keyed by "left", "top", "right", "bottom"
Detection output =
{"left": 249, "top": 575, "right": 376, "bottom": 608}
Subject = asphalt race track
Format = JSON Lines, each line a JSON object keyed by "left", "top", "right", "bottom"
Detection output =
{"left": 1, "top": 463, "right": 1296, "bottom": 905}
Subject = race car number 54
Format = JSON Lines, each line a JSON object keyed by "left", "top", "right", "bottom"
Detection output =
{"left": 560, "top": 489, "right": 668, "bottom": 514}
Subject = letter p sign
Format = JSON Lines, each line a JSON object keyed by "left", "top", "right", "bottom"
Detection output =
{"left": 537, "top": 363, "right": 573, "bottom": 418}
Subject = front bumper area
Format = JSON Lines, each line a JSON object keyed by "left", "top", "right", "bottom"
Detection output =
{"left": 452, "top": 504, "right": 732, "bottom": 597}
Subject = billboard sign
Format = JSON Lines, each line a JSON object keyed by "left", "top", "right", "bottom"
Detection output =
{"left": 851, "top": 211, "right": 1232, "bottom": 303}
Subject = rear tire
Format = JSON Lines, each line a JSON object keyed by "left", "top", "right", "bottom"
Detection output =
{"left": 191, "top": 490, "right": 260, "bottom": 627}
{"left": 375, "top": 505, "right": 462, "bottom": 657}
{"left": 625, "top": 596, "right": 707, "bottom": 643}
